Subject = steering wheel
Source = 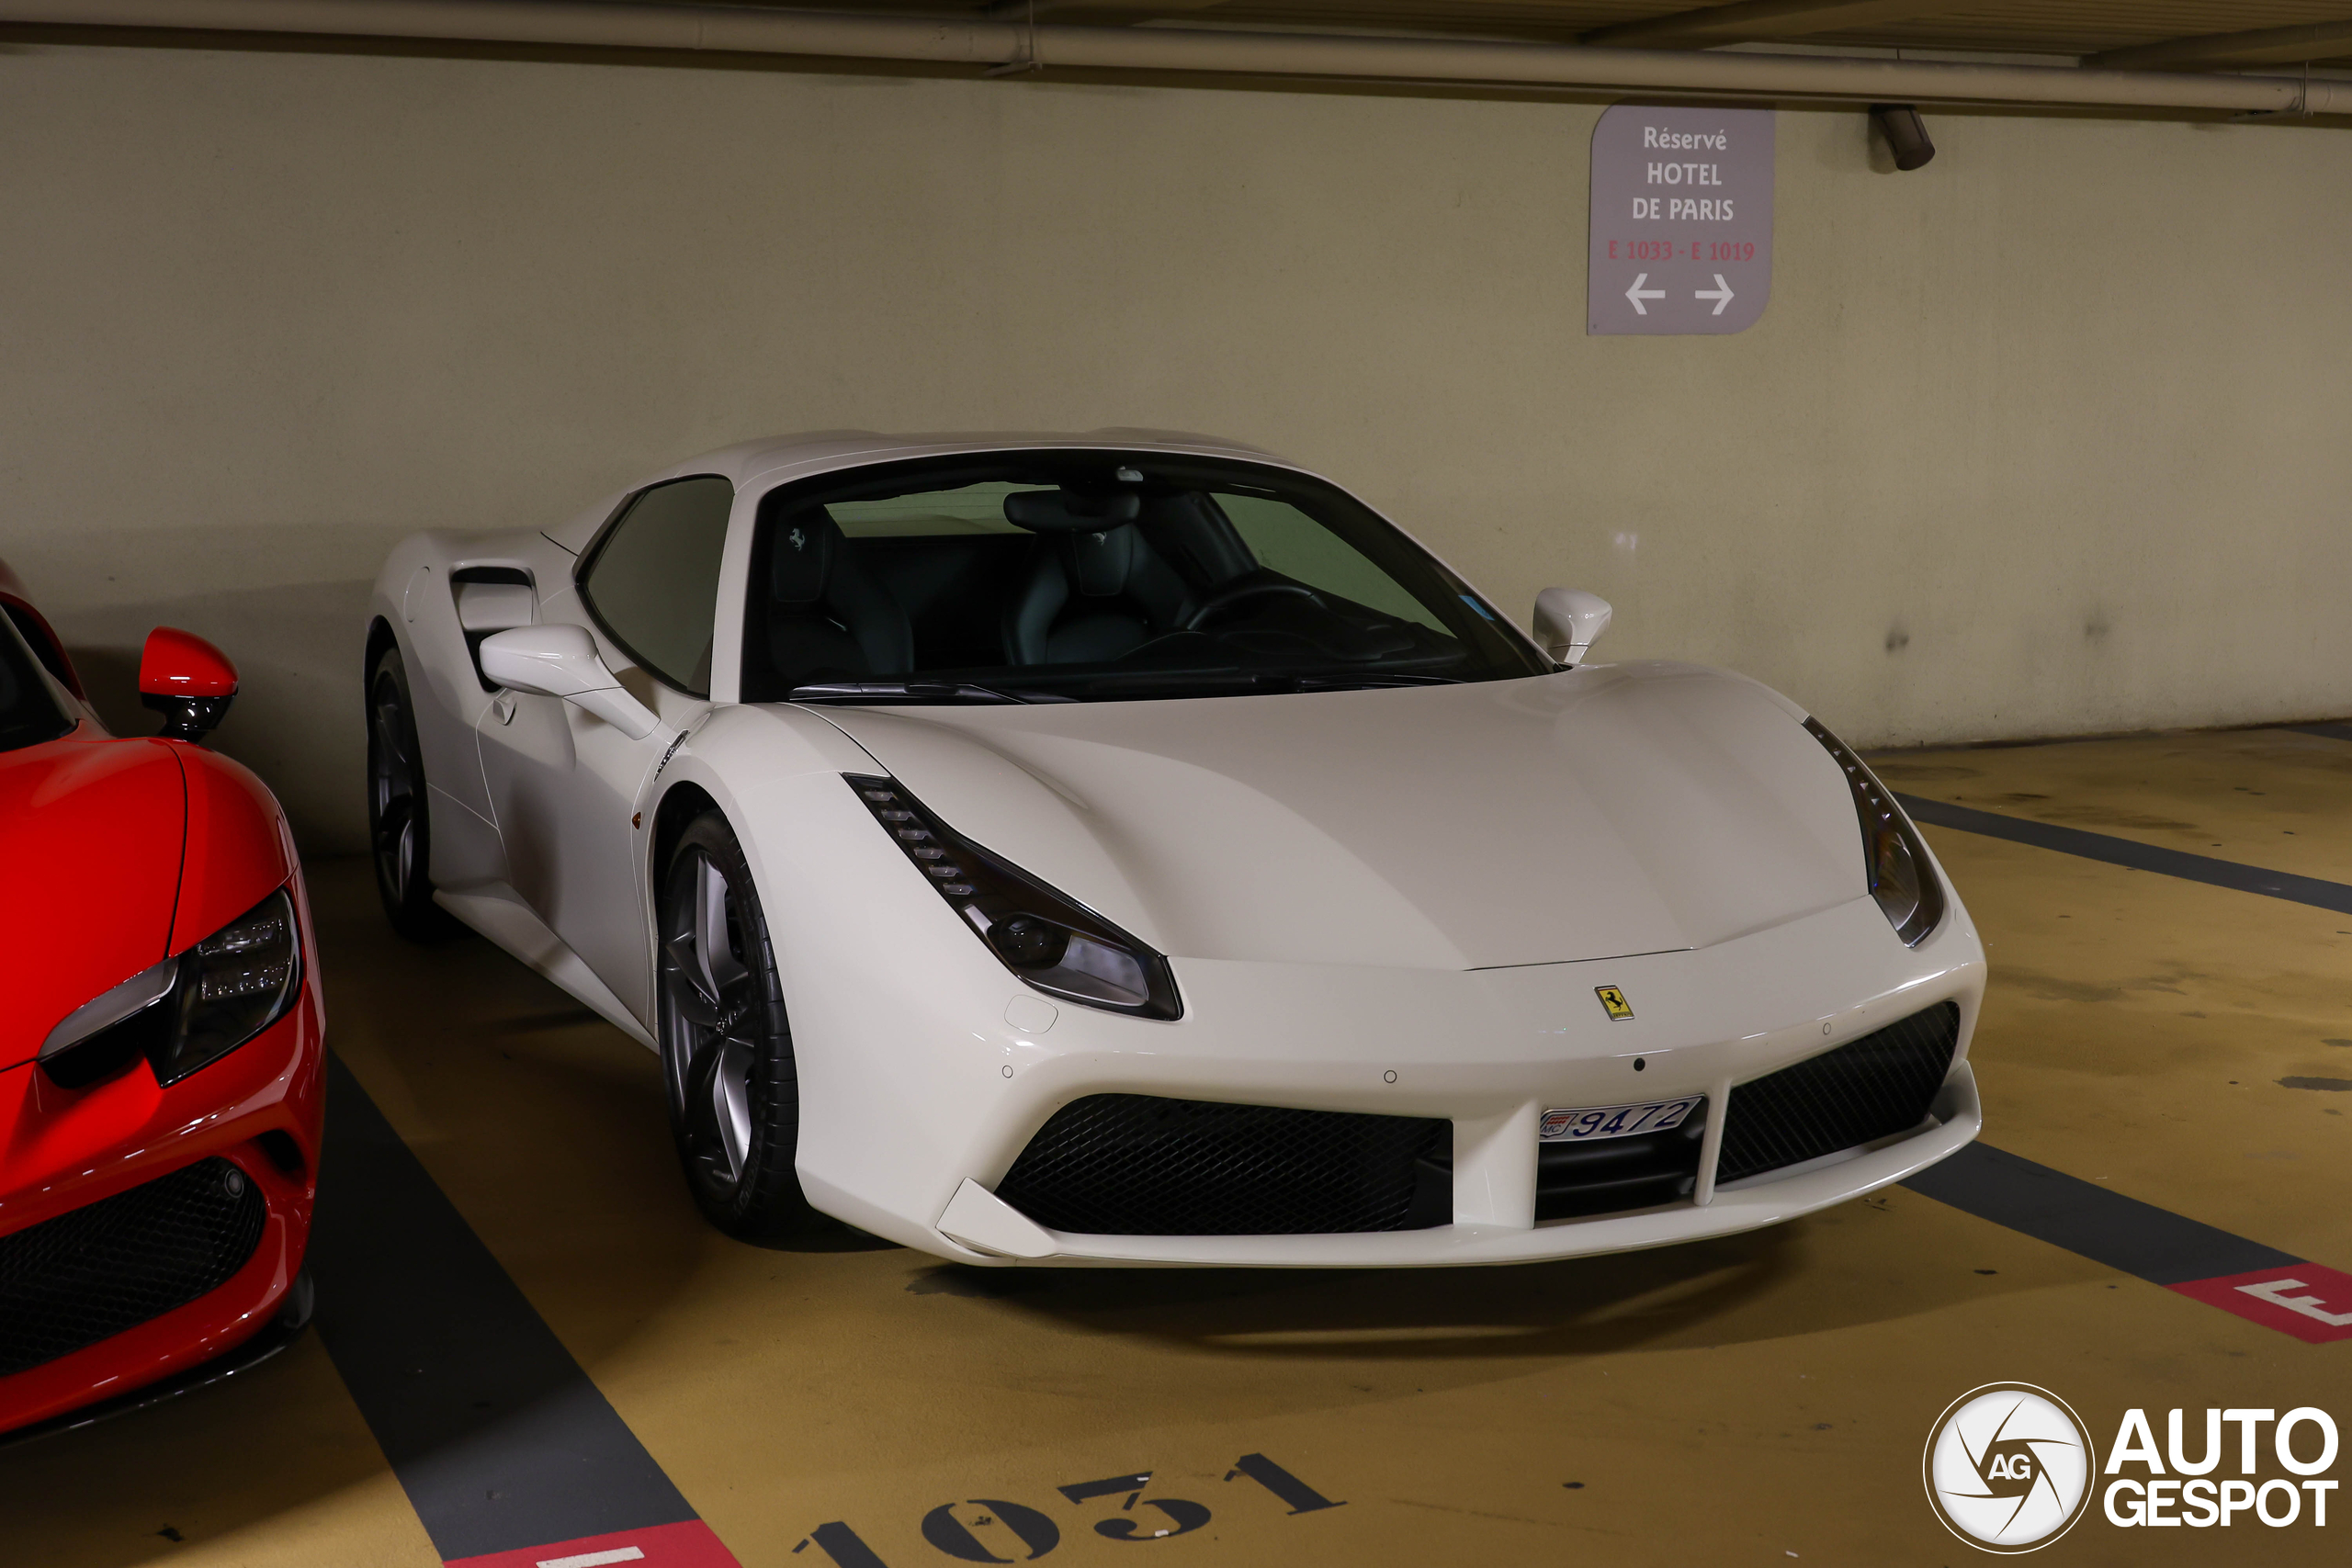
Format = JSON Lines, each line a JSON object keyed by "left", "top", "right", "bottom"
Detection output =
{"left": 1182, "top": 580, "right": 1327, "bottom": 631}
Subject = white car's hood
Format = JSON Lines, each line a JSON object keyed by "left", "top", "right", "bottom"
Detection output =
{"left": 809, "top": 663, "right": 1868, "bottom": 970}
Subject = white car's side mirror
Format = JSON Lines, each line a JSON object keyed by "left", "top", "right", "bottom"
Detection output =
{"left": 1532, "top": 588, "right": 1613, "bottom": 667}
{"left": 478, "top": 624, "right": 663, "bottom": 740}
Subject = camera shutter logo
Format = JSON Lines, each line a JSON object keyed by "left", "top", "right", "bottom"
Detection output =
{"left": 1923, "top": 1383, "right": 2096, "bottom": 1552}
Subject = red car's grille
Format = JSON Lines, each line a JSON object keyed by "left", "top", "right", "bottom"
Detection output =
{"left": 0, "top": 1157, "right": 266, "bottom": 1379}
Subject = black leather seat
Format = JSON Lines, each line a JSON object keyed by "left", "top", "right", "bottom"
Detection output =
{"left": 1001, "top": 493, "right": 1195, "bottom": 666}
{"left": 765, "top": 510, "right": 912, "bottom": 684}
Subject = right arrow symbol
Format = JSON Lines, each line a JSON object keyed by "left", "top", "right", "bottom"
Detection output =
{"left": 1695, "top": 274, "right": 1736, "bottom": 315}
{"left": 1624, "top": 273, "right": 1667, "bottom": 315}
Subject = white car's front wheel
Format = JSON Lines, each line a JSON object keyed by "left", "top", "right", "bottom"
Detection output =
{"left": 365, "top": 643, "right": 457, "bottom": 942}
{"left": 656, "top": 811, "right": 817, "bottom": 1240}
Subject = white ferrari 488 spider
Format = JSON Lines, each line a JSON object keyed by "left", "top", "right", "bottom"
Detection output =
{"left": 366, "top": 430, "right": 1984, "bottom": 1266}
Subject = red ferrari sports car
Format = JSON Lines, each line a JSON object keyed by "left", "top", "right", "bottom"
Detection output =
{"left": 0, "top": 560, "right": 323, "bottom": 1441}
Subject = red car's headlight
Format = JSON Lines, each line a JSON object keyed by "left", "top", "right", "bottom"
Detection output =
{"left": 39, "top": 887, "right": 302, "bottom": 1089}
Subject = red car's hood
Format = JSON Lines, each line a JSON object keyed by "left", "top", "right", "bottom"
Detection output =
{"left": 0, "top": 727, "right": 187, "bottom": 1069}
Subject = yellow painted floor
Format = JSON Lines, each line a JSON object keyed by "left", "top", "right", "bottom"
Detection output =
{"left": 6, "top": 727, "right": 2349, "bottom": 1566}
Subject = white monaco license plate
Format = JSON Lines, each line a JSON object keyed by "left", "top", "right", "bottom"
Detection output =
{"left": 1539, "top": 1097, "right": 1702, "bottom": 1143}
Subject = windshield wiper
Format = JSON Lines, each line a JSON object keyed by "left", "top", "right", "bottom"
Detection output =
{"left": 787, "top": 681, "right": 1058, "bottom": 705}
{"left": 1066, "top": 671, "right": 1465, "bottom": 699}
{"left": 1292, "top": 673, "right": 1464, "bottom": 692}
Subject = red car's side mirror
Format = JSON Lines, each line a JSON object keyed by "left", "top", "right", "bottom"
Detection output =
{"left": 140, "top": 626, "right": 238, "bottom": 743}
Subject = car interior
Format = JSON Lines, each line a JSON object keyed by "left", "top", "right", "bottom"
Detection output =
{"left": 738, "top": 454, "right": 1548, "bottom": 703}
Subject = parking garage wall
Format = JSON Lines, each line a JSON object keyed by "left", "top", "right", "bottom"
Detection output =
{"left": 3, "top": 39, "right": 2349, "bottom": 852}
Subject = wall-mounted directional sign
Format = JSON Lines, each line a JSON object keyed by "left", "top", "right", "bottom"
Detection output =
{"left": 1589, "top": 105, "right": 1774, "bottom": 336}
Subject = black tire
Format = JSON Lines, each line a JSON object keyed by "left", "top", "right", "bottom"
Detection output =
{"left": 366, "top": 642, "right": 458, "bottom": 942}
{"left": 657, "top": 810, "right": 817, "bottom": 1239}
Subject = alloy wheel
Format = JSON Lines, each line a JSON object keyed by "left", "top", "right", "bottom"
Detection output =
{"left": 660, "top": 849, "right": 759, "bottom": 1194}
{"left": 368, "top": 671, "right": 421, "bottom": 904}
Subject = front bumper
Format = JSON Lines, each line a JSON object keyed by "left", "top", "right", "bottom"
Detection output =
{"left": 934, "top": 1063, "right": 1977, "bottom": 1266}
{"left": 0, "top": 976, "right": 323, "bottom": 1435}
{"left": 786, "top": 884, "right": 1986, "bottom": 1267}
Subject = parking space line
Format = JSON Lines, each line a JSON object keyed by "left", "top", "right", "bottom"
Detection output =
{"left": 311, "top": 1054, "right": 741, "bottom": 1568}
{"left": 1895, "top": 794, "right": 2352, "bottom": 915}
{"left": 1904, "top": 1142, "right": 2297, "bottom": 1285}
{"left": 1905, "top": 1143, "right": 2352, "bottom": 1341}
{"left": 1894, "top": 778, "right": 2352, "bottom": 1340}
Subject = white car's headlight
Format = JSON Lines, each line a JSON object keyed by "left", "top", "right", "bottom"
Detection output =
{"left": 40, "top": 887, "right": 302, "bottom": 1088}
{"left": 1804, "top": 719, "right": 1946, "bottom": 947}
{"left": 846, "top": 774, "right": 1182, "bottom": 1021}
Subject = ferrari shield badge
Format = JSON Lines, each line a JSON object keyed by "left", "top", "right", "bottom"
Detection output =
{"left": 1595, "top": 986, "right": 1634, "bottom": 1021}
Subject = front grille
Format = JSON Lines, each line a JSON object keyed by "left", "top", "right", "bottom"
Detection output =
{"left": 1536, "top": 1111, "right": 1707, "bottom": 1221}
{"left": 0, "top": 1157, "right": 266, "bottom": 1379}
{"left": 995, "top": 1094, "right": 1451, "bottom": 1235}
{"left": 1714, "top": 1001, "right": 1962, "bottom": 1186}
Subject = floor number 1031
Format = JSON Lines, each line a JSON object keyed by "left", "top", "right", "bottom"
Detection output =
{"left": 796, "top": 1453, "right": 1344, "bottom": 1564}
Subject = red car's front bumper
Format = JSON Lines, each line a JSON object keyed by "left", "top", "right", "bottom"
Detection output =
{"left": 0, "top": 960, "right": 324, "bottom": 1438}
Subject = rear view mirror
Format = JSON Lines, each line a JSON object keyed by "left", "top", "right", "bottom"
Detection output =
{"left": 139, "top": 626, "right": 237, "bottom": 742}
{"left": 478, "top": 624, "right": 663, "bottom": 740}
{"left": 1532, "top": 588, "right": 1612, "bottom": 667}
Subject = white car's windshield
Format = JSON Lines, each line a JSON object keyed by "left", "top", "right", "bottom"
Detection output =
{"left": 741, "top": 451, "right": 1548, "bottom": 703}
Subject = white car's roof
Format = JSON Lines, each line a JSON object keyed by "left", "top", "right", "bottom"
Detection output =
{"left": 660, "top": 428, "right": 1296, "bottom": 492}
{"left": 544, "top": 429, "right": 1312, "bottom": 554}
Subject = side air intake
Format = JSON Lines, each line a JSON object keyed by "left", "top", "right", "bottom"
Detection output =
{"left": 1714, "top": 1001, "right": 1963, "bottom": 1186}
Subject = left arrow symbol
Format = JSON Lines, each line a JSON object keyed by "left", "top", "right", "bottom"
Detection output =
{"left": 1625, "top": 273, "right": 1667, "bottom": 315}
{"left": 1695, "top": 274, "right": 1736, "bottom": 315}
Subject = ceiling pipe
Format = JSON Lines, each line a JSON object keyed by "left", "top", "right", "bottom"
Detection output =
{"left": 1578, "top": 0, "right": 1955, "bottom": 52}
{"left": 2, "top": 0, "right": 2348, "bottom": 117}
